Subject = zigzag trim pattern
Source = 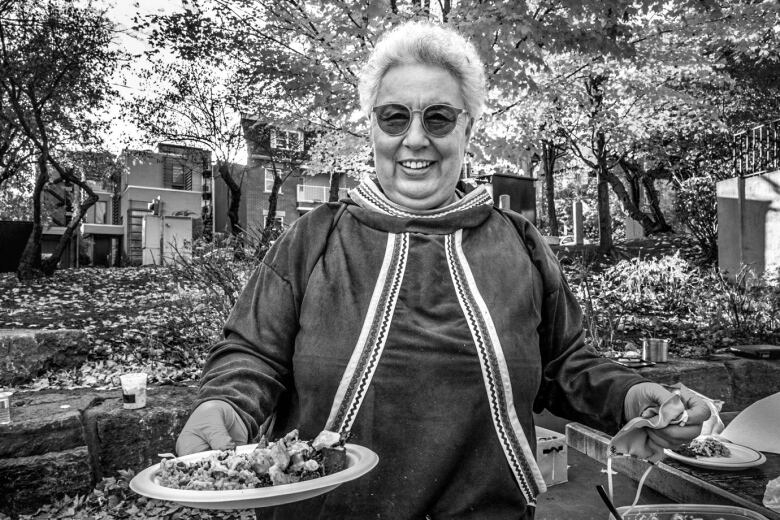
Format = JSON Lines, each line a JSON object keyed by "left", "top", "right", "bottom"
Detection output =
{"left": 349, "top": 179, "right": 492, "bottom": 219}
{"left": 325, "top": 232, "right": 409, "bottom": 435}
{"left": 445, "top": 230, "right": 547, "bottom": 505}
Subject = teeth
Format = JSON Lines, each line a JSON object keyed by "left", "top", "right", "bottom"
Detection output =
{"left": 400, "top": 160, "right": 432, "bottom": 169}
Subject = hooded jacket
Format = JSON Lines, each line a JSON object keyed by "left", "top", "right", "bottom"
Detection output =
{"left": 194, "top": 179, "right": 645, "bottom": 519}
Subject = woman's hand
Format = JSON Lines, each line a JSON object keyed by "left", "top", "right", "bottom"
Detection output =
{"left": 623, "top": 382, "right": 712, "bottom": 460}
{"left": 175, "top": 400, "right": 249, "bottom": 456}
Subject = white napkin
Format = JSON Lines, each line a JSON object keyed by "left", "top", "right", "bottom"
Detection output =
{"left": 610, "top": 393, "right": 688, "bottom": 461}
{"left": 764, "top": 476, "right": 780, "bottom": 513}
{"left": 721, "top": 392, "right": 780, "bottom": 454}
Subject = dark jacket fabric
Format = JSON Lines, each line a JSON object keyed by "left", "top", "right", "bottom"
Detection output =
{"left": 194, "top": 180, "right": 645, "bottom": 519}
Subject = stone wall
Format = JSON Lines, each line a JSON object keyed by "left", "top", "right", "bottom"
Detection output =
{"left": 1, "top": 354, "right": 778, "bottom": 516}
{"left": 0, "top": 385, "right": 195, "bottom": 516}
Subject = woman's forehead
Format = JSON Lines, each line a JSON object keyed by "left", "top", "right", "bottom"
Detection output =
{"left": 375, "top": 63, "right": 464, "bottom": 107}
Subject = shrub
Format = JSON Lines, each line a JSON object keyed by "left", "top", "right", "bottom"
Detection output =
{"left": 702, "top": 266, "right": 780, "bottom": 342}
{"left": 673, "top": 176, "right": 717, "bottom": 262}
{"left": 602, "top": 252, "right": 695, "bottom": 314}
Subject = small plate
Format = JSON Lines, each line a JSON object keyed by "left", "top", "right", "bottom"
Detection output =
{"left": 129, "top": 443, "right": 378, "bottom": 510}
{"left": 664, "top": 439, "right": 766, "bottom": 470}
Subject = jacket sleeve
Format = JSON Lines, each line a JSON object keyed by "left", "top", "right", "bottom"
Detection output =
{"left": 192, "top": 203, "right": 345, "bottom": 439}
{"left": 506, "top": 212, "right": 647, "bottom": 434}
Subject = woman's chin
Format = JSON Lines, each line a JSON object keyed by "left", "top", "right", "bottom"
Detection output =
{"left": 386, "top": 190, "right": 455, "bottom": 211}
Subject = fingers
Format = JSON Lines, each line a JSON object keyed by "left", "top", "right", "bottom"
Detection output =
{"left": 647, "top": 423, "right": 704, "bottom": 449}
{"left": 679, "top": 392, "right": 712, "bottom": 426}
{"left": 626, "top": 436, "right": 666, "bottom": 462}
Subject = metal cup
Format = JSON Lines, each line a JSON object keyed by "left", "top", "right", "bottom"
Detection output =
{"left": 642, "top": 338, "right": 670, "bottom": 363}
{"left": 0, "top": 391, "right": 12, "bottom": 425}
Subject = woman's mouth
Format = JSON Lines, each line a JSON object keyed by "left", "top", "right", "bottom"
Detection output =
{"left": 399, "top": 160, "right": 434, "bottom": 170}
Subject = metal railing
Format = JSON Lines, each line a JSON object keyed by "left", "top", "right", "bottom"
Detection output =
{"left": 734, "top": 119, "right": 780, "bottom": 178}
{"left": 296, "top": 184, "right": 349, "bottom": 203}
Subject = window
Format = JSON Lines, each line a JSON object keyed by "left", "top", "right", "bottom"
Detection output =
{"left": 271, "top": 129, "right": 304, "bottom": 152}
{"left": 171, "top": 164, "right": 185, "bottom": 189}
{"left": 164, "top": 158, "right": 192, "bottom": 190}
{"left": 88, "top": 201, "right": 107, "bottom": 224}
{"left": 262, "top": 210, "right": 285, "bottom": 226}
{"left": 264, "top": 168, "right": 283, "bottom": 194}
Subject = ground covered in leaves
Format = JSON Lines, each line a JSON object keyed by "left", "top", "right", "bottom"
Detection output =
{"left": 0, "top": 266, "right": 226, "bottom": 392}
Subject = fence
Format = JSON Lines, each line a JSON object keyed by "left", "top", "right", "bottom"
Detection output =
{"left": 734, "top": 119, "right": 780, "bottom": 177}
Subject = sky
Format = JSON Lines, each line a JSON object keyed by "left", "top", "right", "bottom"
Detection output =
{"left": 99, "top": 0, "right": 183, "bottom": 154}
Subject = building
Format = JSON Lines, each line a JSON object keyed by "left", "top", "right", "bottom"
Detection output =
{"left": 212, "top": 117, "right": 358, "bottom": 236}
{"left": 119, "top": 144, "right": 211, "bottom": 264}
{"left": 718, "top": 118, "right": 780, "bottom": 278}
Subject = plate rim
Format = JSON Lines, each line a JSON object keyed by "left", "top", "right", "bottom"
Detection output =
{"left": 664, "top": 440, "right": 766, "bottom": 469}
{"left": 129, "top": 443, "right": 378, "bottom": 505}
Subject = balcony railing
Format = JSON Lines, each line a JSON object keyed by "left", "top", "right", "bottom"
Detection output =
{"left": 296, "top": 184, "right": 349, "bottom": 204}
{"left": 734, "top": 119, "right": 779, "bottom": 178}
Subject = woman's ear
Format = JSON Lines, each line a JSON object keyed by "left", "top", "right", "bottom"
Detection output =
{"left": 465, "top": 117, "right": 474, "bottom": 140}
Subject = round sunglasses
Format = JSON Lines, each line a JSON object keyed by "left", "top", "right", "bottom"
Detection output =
{"left": 372, "top": 103, "right": 468, "bottom": 137}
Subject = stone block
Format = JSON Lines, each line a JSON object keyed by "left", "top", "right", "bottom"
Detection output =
{"left": 0, "top": 391, "right": 103, "bottom": 458}
{"left": 637, "top": 357, "right": 734, "bottom": 407}
{"left": 723, "top": 357, "right": 780, "bottom": 410}
{"left": 84, "top": 385, "right": 195, "bottom": 478}
{"left": 0, "top": 329, "right": 90, "bottom": 386}
{"left": 0, "top": 446, "right": 93, "bottom": 516}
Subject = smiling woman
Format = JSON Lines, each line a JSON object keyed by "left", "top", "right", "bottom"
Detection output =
{"left": 175, "top": 20, "right": 711, "bottom": 520}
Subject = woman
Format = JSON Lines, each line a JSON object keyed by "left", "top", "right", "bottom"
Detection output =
{"left": 177, "top": 21, "right": 709, "bottom": 519}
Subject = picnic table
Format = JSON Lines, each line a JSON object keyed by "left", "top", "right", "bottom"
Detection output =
{"left": 566, "top": 412, "right": 780, "bottom": 520}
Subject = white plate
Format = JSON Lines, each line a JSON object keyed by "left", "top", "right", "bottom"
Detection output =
{"left": 664, "top": 439, "right": 766, "bottom": 470}
{"left": 129, "top": 443, "right": 378, "bottom": 510}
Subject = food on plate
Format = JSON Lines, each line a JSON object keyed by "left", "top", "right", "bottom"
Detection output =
{"left": 673, "top": 436, "right": 731, "bottom": 458}
{"left": 158, "top": 429, "right": 347, "bottom": 490}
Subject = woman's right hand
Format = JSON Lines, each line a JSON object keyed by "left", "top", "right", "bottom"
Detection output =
{"left": 175, "top": 400, "right": 249, "bottom": 456}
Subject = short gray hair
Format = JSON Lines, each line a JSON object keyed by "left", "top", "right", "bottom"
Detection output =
{"left": 358, "top": 21, "right": 487, "bottom": 125}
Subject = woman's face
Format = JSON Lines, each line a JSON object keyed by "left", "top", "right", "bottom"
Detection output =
{"left": 371, "top": 63, "right": 471, "bottom": 211}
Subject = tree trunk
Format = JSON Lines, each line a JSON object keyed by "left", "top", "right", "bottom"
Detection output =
{"left": 218, "top": 161, "right": 242, "bottom": 235}
{"left": 17, "top": 154, "right": 49, "bottom": 281}
{"left": 641, "top": 176, "right": 672, "bottom": 233}
{"left": 594, "top": 132, "right": 612, "bottom": 253}
{"left": 37, "top": 161, "right": 100, "bottom": 275}
{"left": 41, "top": 176, "right": 98, "bottom": 275}
{"left": 542, "top": 140, "right": 559, "bottom": 236}
{"left": 329, "top": 171, "right": 343, "bottom": 202}
{"left": 596, "top": 167, "right": 613, "bottom": 253}
{"left": 602, "top": 167, "right": 661, "bottom": 234}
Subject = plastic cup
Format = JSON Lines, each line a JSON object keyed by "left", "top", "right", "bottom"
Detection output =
{"left": 0, "top": 391, "right": 12, "bottom": 425}
{"left": 120, "top": 373, "right": 148, "bottom": 410}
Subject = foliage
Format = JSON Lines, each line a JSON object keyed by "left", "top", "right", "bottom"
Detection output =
{"left": 709, "top": 267, "right": 780, "bottom": 342}
{"left": 565, "top": 244, "right": 780, "bottom": 356}
{"left": 0, "top": 267, "right": 220, "bottom": 390}
{"left": 8, "top": 469, "right": 253, "bottom": 520}
{"left": 0, "top": 0, "right": 124, "bottom": 278}
{"left": 169, "top": 235, "right": 261, "bottom": 320}
{"left": 673, "top": 175, "right": 718, "bottom": 262}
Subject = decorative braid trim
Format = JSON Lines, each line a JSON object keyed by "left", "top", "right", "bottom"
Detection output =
{"left": 325, "top": 232, "right": 409, "bottom": 435}
{"left": 445, "top": 229, "right": 547, "bottom": 504}
{"left": 349, "top": 178, "right": 492, "bottom": 219}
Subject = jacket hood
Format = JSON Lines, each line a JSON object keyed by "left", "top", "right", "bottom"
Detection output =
{"left": 345, "top": 177, "right": 494, "bottom": 234}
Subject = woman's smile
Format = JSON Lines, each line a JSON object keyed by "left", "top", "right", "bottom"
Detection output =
{"left": 371, "top": 63, "right": 470, "bottom": 210}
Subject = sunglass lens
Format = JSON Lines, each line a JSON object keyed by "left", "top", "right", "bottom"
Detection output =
{"left": 375, "top": 104, "right": 411, "bottom": 135}
{"left": 423, "top": 105, "right": 459, "bottom": 136}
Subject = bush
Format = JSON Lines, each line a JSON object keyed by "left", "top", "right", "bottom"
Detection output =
{"left": 674, "top": 176, "right": 717, "bottom": 262}
{"left": 602, "top": 252, "right": 695, "bottom": 314}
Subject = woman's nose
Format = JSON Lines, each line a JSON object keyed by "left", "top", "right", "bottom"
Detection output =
{"left": 402, "top": 113, "right": 429, "bottom": 148}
